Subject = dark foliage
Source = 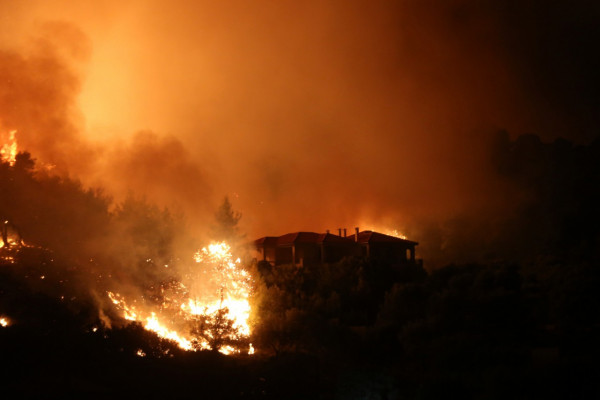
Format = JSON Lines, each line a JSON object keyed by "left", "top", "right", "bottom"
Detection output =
{"left": 421, "top": 132, "right": 600, "bottom": 268}
{"left": 1, "top": 153, "right": 181, "bottom": 302}
{"left": 1, "top": 133, "right": 599, "bottom": 399}
{"left": 250, "top": 256, "right": 599, "bottom": 398}
{"left": 210, "top": 196, "right": 244, "bottom": 245}
{"left": 490, "top": 131, "right": 600, "bottom": 264}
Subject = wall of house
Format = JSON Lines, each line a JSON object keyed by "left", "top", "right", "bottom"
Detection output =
{"left": 295, "top": 243, "right": 321, "bottom": 267}
{"left": 369, "top": 243, "right": 414, "bottom": 263}
{"left": 322, "top": 243, "right": 360, "bottom": 263}
{"left": 275, "top": 246, "right": 293, "bottom": 265}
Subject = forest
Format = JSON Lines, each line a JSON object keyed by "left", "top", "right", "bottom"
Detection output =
{"left": 1, "top": 132, "right": 599, "bottom": 399}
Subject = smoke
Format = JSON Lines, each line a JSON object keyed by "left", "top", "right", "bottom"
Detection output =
{"left": 0, "top": 21, "right": 91, "bottom": 174}
{"left": 1, "top": 1, "right": 598, "bottom": 267}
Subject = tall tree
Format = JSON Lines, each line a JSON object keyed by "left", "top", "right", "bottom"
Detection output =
{"left": 210, "top": 196, "right": 242, "bottom": 244}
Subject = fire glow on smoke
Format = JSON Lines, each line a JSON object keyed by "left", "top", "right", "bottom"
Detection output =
{"left": 0, "top": 128, "right": 17, "bottom": 166}
{"left": 108, "top": 242, "right": 253, "bottom": 355}
{"left": 1, "top": 130, "right": 253, "bottom": 356}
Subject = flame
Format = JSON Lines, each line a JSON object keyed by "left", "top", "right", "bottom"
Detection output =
{"left": 107, "top": 291, "right": 139, "bottom": 321}
{"left": 0, "top": 129, "right": 18, "bottom": 166}
{"left": 387, "top": 229, "right": 408, "bottom": 240}
{"left": 0, "top": 317, "right": 10, "bottom": 327}
{"left": 359, "top": 222, "right": 408, "bottom": 240}
{"left": 191, "top": 243, "right": 252, "bottom": 337}
{"left": 107, "top": 242, "right": 253, "bottom": 355}
{"left": 144, "top": 312, "right": 193, "bottom": 350}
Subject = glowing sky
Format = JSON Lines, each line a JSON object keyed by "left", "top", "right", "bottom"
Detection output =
{"left": 1, "top": 0, "right": 598, "bottom": 241}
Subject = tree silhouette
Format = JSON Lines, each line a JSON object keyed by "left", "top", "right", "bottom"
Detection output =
{"left": 191, "top": 306, "right": 240, "bottom": 352}
{"left": 13, "top": 152, "right": 35, "bottom": 172}
{"left": 210, "top": 196, "right": 242, "bottom": 244}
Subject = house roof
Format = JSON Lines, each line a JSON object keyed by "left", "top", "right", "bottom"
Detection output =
{"left": 255, "top": 232, "right": 356, "bottom": 246}
{"left": 277, "top": 232, "right": 320, "bottom": 245}
{"left": 355, "top": 230, "right": 418, "bottom": 245}
{"left": 254, "top": 230, "right": 417, "bottom": 247}
{"left": 254, "top": 236, "right": 278, "bottom": 246}
{"left": 316, "top": 232, "right": 356, "bottom": 244}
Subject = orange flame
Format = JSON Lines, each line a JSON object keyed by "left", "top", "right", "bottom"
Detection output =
{"left": 358, "top": 221, "right": 408, "bottom": 240}
{"left": 0, "top": 129, "right": 18, "bottom": 166}
{"left": 387, "top": 229, "right": 408, "bottom": 240}
{"left": 107, "top": 242, "right": 253, "bottom": 355}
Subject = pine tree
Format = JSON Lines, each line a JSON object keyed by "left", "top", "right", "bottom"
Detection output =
{"left": 210, "top": 196, "right": 243, "bottom": 244}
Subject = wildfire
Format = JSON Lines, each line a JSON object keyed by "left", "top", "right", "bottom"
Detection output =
{"left": 191, "top": 243, "right": 252, "bottom": 337}
{"left": 0, "top": 129, "right": 18, "bottom": 166}
{"left": 387, "top": 229, "right": 408, "bottom": 240}
{"left": 359, "top": 222, "right": 408, "bottom": 240}
{"left": 145, "top": 312, "right": 193, "bottom": 350}
{"left": 107, "top": 291, "right": 139, "bottom": 321}
{"left": 107, "top": 242, "right": 253, "bottom": 355}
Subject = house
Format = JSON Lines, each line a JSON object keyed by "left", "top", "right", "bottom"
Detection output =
{"left": 253, "top": 228, "right": 419, "bottom": 267}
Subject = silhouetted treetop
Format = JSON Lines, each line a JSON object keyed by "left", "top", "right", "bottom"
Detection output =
{"left": 210, "top": 196, "right": 242, "bottom": 243}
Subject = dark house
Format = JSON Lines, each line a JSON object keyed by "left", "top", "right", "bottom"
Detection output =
{"left": 253, "top": 228, "right": 419, "bottom": 267}
{"left": 354, "top": 230, "right": 418, "bottom": 262}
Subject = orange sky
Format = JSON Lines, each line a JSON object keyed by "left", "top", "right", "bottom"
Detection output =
{"left": 1, "top": 0, "right": 598, "bottom": 244}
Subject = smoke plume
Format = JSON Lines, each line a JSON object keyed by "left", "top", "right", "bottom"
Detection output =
{"left": 2, "top": 0, "right": 598, "bottom": 266}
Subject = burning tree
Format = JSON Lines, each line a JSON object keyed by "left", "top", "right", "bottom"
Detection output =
{"left": 108, "top": 242, "right": 253, "bottom": 354}
{"left": 188, "top": 243, "right": 253, "bottom": 351}
{"left": 190, "top": 306, "right": 239, "bottom": 352}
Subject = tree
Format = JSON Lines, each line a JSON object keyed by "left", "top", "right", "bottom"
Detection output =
{"left": 191, "top": 307, "right": 241, "bottom": 352}
{"left": 13, "top": 152, "right": 35, "bottom": 171}
{"left": 210, "top": 196, "right": 243, "bottom": 244}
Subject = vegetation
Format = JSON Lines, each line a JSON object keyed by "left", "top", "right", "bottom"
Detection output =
{"left": 210, "top": 196, "right": 243, "bottom": 245}
{"left": 0, "top": 132, "right": 599, "bottom": 398}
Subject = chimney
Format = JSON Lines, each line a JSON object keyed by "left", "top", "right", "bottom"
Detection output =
{"left": 355, "top": 227, "right": 359, "bottom": 242}
{"left": 338, "top": 228, "right": 342, "bottom": 236}
{"left": 343, "top": 228, "right": 347, "bottom": 237}
{"left": 326, "top": 229, "right": 330, "bottom": 234}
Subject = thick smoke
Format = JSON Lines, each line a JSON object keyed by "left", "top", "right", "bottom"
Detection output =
{"left": 1, "top": 1, "right": 598, "bottom": 268}
{"left": 0, "top": 21, "right": 92, "bottom": 175}
{"left": 0, "top": 20, "right": 214, "bottom": 238}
